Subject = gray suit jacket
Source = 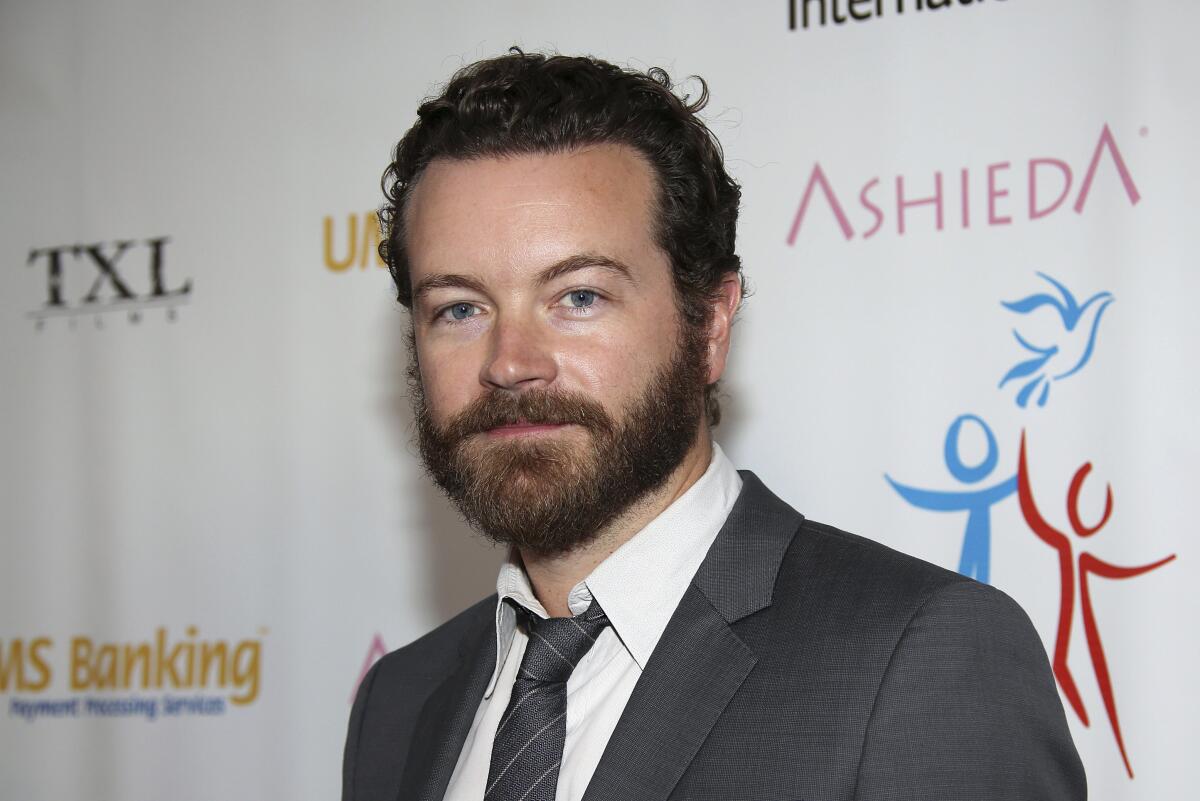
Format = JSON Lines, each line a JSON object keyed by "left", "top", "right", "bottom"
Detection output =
{"left": 344, "top": 471, "right": 1086, "bottom": 801}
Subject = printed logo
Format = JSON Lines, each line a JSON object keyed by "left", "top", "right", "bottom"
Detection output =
{"left": 350, "top": 633, "right": 389, "bottom": 702}
{"left": 999, "top": 273, "right": 1114, "bottom": 408}
{"left": 788, "top": 0, "right": 1008, "bottom": 32}
{"left": 323, "top": 211, "right": 387, "bottom": 273}
{"left": 2, "top": 626, "right": 266, "bottom": 723}
{"left": 786, "top": 125, "right": 1142, "bottom": 243}
{"left": 887, "top": 269, "right": 1177, "bottom": 778}
{"left": 885, "top": 415, "right": 1015, "bottom": 584}
{"left": 24, "top": 237, "right": 191, "bottom": 330}
{"left": 1017, "top": 433, "right": 1175, "bottom": 778}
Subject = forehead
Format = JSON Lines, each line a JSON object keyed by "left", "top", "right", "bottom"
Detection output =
{"left": 404, "top": 143, "right": 664, "bottom": 283}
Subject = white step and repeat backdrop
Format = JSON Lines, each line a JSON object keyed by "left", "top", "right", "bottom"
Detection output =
{"left": 2, "top": 1, "right": 1196, "bottom": 799}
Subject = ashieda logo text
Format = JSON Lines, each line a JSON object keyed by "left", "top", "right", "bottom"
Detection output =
{"left": 787, "top": 125, "right": 1141, "bottom": 243}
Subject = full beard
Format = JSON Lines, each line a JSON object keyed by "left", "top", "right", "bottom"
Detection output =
{"left": 410, "top": 326, "right": 709, "bottom": 556}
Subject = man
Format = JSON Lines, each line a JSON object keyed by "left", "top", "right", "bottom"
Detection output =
{"left": 344, "top": 51, "right": 1086, "bottom": 801}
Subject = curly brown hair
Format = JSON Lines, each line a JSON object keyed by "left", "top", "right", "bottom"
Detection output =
{"left": 379, "top": 49, "right": 743, "bottom": 425}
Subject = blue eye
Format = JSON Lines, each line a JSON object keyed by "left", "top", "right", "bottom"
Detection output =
{"left": 565, "top": 290, "right": 597, "bottom": 308}
{"left": 447, "top": 302, "right": 476, "bottom": 321}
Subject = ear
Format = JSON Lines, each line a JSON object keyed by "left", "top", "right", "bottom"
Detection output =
{"left": 704, "top": 272, "right": 743, "bottom": 384}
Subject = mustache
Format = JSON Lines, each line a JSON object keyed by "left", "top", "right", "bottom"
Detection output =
{"left": 441, "top": 388, "right": 616, "bottom": 439}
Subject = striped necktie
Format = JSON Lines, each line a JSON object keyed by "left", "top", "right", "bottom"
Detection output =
{"left": 484, "top": 599, "right": 610, "bottom": 801}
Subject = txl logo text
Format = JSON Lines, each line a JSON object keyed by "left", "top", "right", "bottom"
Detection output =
{"left": 25, "top": 237, "right": 190, "bottom": 327}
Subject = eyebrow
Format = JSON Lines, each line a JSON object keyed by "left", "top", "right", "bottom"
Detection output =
{"left": 536, "top": 253, "right": 638, "bottom": 287}
{"left": 412, "top": 253, "right": 638, "bottom": 303}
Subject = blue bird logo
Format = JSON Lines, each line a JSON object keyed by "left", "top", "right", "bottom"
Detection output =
{"left": 999, "top": 272, "right": 1114, "bottom": 408}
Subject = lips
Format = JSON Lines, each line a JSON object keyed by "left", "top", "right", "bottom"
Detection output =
{"left": 486, "top": 419, "right": 568, "bottom": 436}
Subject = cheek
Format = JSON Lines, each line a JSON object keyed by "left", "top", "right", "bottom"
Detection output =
{"left": 417, "top": 343, "right": 476, "bottom": 422}
{"left": 558, "top": 324, "right": 675, "bottom": 401}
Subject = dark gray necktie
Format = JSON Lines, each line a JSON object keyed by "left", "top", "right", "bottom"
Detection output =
{"left": 484, "top": 599, "right": 610, "bottom": 801}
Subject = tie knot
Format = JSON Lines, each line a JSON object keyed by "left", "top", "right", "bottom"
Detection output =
{"left": 513, "top": 599, "right": 610, "bottom": 685}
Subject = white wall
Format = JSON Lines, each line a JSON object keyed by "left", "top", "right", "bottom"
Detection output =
{"left": 1, "top": 1, "right": 1195, "bottom": 798}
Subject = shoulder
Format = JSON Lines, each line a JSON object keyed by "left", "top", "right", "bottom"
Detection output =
{"left": 778, "top": 515, "right": 983, "bottom": 623}
{"left": 754, "top": 500, "right": 1039, "bottom": 671}
{"left": 723, "top": 470, "right": 1008, "bottom": 641}
{"left": 350, "top": 593, "right": 495, "bottom": 718}
{"left": 768, "top": 518, "right": 1084, "bottom": 796}
{"left": 371, "top": 594, "right": 497, "bottom": 683}
{"left": 793, "top": 518, "right": 1041, "bottom": 670}
{"left": 790, "top": 517, "right": 1044, "bottom": 673}
{"left": 803, "top": 520, "right": 1087, "bottom": 796}
{"left": 343, "top": 595, "right": 496, "bottom": 801}
{"left": 800, "top": 517, "right": 965, "bottom": 585}
{"left": 352, "top": 593, "right": 495, "bottom": 733}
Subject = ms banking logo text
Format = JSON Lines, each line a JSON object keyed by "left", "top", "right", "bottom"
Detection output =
{"left": 886, "top": 272, "right": 1176, "bottom": 779}
{"left": 2, "top": 626, "right": 265, "bottom": 723}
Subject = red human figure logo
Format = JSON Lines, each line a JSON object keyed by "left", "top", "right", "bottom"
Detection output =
{"left": 1017, "top": 431, "right": 1176, "bottom": 778}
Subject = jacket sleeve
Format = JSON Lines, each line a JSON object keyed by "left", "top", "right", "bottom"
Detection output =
{"left": 853, "top": 580, "right": 1086, "bottom": 800}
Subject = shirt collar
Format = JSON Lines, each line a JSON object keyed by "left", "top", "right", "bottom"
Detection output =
{"left": 484, "top": 443, "right": 742, "bottom": 697}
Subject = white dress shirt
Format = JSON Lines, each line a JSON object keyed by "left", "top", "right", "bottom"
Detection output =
{"left": 443, "top": 443, "right": 743, "bottom": 801}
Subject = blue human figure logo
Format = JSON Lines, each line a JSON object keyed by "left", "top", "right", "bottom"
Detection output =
{"left": 885, "top": 415, "right": 1017, "bottom": 585}
{"left": 999, "top": 272, "right": 1114, "bottom": 408}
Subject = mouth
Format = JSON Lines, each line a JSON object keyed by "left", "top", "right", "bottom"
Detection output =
{"left": 485, "top": 418, "right": 570, "bottom": 437}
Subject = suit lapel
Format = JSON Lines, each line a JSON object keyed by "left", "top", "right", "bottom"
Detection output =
{"left": 581, "top": 584, "right": 756, "bottom": 801}
{"left": 583, "top": 471, "right": 804, "bottom": 801}
{"left": 395, "top": 612, "right": 495, "bottom": 801}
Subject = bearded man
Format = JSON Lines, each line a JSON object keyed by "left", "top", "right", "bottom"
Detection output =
{"left": 343, "top": 51, "right": 1086, "bottom": 801}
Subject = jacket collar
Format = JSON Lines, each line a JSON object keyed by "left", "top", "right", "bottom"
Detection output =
{"left": 582, "top": 470, "right": 804, "bottom": 801}
{"left": 399, "top": 469, "right": 804, "bottom": 801}
{"left": 694, "top": 470, "right": 805, "bottom": 623}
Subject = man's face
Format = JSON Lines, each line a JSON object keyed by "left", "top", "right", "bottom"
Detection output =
{"left": 403, "top": 144, "right": 713, "bottom": 554}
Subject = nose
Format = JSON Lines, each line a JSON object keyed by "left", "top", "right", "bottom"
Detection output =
{"left": 479, "top": 312, "right": 557, "bottom": 392}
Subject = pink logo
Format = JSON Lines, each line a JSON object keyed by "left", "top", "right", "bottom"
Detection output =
{"left": 349, "top": 633, "right": 388, "bottom": 703}
{"left": 787, "top": 124, "right": 1141, "bottom": 242}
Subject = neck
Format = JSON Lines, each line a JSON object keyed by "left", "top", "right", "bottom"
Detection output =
{"left": 519, "top": 431, "right": 714, "bottom": 617}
